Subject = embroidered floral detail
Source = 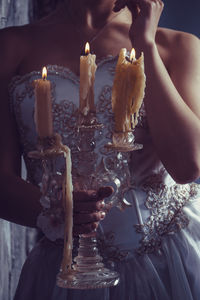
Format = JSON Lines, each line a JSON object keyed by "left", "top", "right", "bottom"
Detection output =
{"left": 52, "top": 98, "right": 79, "bottom": 153}
{"left": 97, "top": 231, "right": 129, "bottom": 265}
{"left": 135, "top": 176, "right": 200, "bottom": 255}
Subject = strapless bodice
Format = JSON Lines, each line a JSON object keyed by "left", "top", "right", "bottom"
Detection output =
{"left": 8, "top": 58, "right": 200, "bottom": 256}
{"left": 8, "top": 58, "right": 167, "bottom": 188}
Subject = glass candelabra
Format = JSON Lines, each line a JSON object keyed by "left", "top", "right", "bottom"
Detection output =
{"left": 77, "top": 111, "right": 104, "bottom": 130}
{"left": 57, "top": 112, "right": 120, "bottom": 289}
{"left": 57, "top": 110, "right": 143, "bottom": 289}
{"left": 105, "top": 131, "right": 143, "bottom": 152}
{"left": 105, "top": 113, "right": 143, "bottom": 152}
{"left": 29, "top": 111, "right": 143, "bottom": 290}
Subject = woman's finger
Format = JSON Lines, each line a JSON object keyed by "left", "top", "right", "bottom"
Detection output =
{"left": 113, "top": 0, "right": 140, "bottom": 19}
{"left": 97, "top": 186, "right": 114, "bottom": 200}
{"left": 127, "top": 0, "right": 163, "bottom": 13}
{"left": 73, "top": 211, "right": 106, "bottom": 224}
{"left": 73, "top": 190, "right": 97, "bottom": 202}
{"left": 73, "top": 222, "right": 98, "bottom": 235}
{"left": 113, "top": 0, "right": 127, "bottom": 12}
{"left": 73, "top": 199, "right": 105, "bottom": 212}
{"left": 73, "top": 186, "right": 113, "bottom": 203}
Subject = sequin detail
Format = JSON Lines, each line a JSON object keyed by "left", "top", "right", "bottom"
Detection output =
{"left": 135, "top": 174, "right": 200, "bottom": 255}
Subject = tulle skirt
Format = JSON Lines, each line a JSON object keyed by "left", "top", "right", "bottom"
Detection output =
{"left": 14, "top": 198, "right": 200, "bottom": 300}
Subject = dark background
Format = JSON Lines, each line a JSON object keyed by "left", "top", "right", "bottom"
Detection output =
{"left": 159, "top": 0, "right": 200, "bottom": 37}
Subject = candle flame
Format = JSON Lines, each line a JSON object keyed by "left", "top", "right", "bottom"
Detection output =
{"left": 85, "top": 42, "right": 90, "bottom": 55}
{"left": 42, "top": 67, "right": 47, "bottom": 80}
{"left": 130, "top": 48, "right": 136, "bottom": 62}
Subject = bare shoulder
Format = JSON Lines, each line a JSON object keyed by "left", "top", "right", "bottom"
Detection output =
{"left": 156, "top": 28, "right": 200, "bottom": 114}
{"left": 156, "top": 27, "right": 199, "bottom": 47}
{"left": 156, "top": 27, "right": 200, "bottom": 71}
{"left": 0, "top": 24, "right": 36, "bottom": 78}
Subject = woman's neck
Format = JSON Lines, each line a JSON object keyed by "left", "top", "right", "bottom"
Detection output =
{"left": 37, "top": 0, "right": 132, "bottom": 44}
{"left": 65, "top": 0, "right": 130, "bottom": 30}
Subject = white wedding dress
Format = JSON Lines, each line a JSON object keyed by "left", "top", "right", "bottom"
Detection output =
{"left": 9, "top": 56, "right": 200, "bottom": 300}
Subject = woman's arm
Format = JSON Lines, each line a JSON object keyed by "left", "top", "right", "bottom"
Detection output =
{"left": 116, "top": 0, "right": 200, "bottom": 183}
{"left": 0, "top": 27, "right": 43, "bottom": 227}
{"left": 139, "top": 33, "right": 200, "bottom": 184}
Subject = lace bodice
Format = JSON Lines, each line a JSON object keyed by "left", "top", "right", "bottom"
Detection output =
{"left": 9, "top": 58, "right": 156, "bottom": 187}
{"left": 8, "top": 57, "right": 200, "bottom": 256}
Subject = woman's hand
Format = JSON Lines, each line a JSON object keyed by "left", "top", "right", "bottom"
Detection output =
{"left": 73, "top": 186, "right": 113, "bottom": 235}
{"left": 114, "top": 0, "right": 164, "bottom": 48}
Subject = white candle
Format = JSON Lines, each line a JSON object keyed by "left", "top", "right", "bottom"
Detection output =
{"left": 112, "top": 48, "right": 146, "bottom": 132}
{"left": 34, "top": 67, "right": 53, "bottom": 138}
{"left": 61, "top": 146, "right": 74, "bottom": 272}
{"left": 79, "top": 42, "right": 97, "bottom": 116}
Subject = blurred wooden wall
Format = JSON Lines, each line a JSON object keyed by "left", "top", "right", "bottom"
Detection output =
{"left": 0, "top": 1, "right": 37, "bottom": 300}
{"left": 0, "top": 0, "right": 30, "bottom": 27}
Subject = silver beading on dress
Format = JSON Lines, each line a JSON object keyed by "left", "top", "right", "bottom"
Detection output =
{"left": 135, "top": 177, "right": 200, "bottom": 255}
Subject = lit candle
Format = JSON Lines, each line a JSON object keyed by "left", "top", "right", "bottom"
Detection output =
{"left": 34, "top": 67, "right": 53, "bottom": 138}
{"left": 79, "top": 42, "right": 97, "bottom": 116}
{"left": 112, "top": 48, "right": 146, "bottom": 132}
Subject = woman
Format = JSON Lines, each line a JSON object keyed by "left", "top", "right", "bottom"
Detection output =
{"left": 1, "top": 0, "right": 200, "bottom": 299}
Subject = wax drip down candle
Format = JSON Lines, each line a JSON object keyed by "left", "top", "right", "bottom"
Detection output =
{"left": 112, "top": 48, "right": 146, "bottom": 133}
{"left": 79, "top": 42, "right": 97, "bottom": 116}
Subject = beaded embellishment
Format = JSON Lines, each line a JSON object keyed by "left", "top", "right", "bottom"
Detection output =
{"left": 135, "top": 173, "right": 200, "bottom": 255}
